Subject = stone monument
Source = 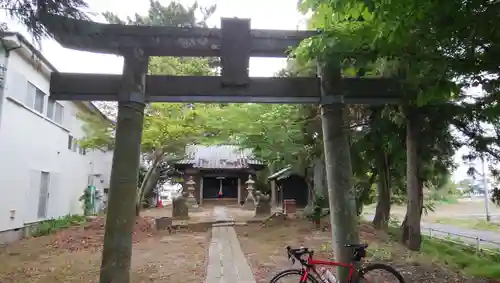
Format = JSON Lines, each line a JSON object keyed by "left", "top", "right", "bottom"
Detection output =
{"left": 172, "top": 192, "right": 189, "bottom": 220}
{"left": 243, "top": 175, "right": 256, "bottom": 210}
{"left": 185, "top": 176, "right": 199, "bottom": 212}
{"left": 254, "top": 190, "right": 271, "bottom": 217}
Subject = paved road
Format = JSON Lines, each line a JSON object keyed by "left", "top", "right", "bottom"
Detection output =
{"left": 364, "top": 215, "right": 500, "bottom": 249}
{"left": 444, "top": 214, "right": 500, "bottom": 221}
{"left": 205, "top": 206, "right": 256, "bottom": 283}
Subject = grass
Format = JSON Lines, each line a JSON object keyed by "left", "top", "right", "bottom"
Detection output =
{"left": 420, "top": 236, "right": 500, "bottom": 278}
{"left": 387, "top": 224, "right": 500, "bottom": 279}
{"left": 30, "top": 214, "right": 88, "bottom": 237}
{"left": 434, "top": 217, "right": 500, "bottom": 232}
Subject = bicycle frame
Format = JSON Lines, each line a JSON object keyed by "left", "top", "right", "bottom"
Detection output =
{"left": 301, "top": 256, "right": 357, "bottom": 283}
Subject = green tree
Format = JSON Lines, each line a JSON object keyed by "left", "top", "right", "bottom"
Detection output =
{"left": 294, "top": 0, "right": 500, "bottom": 256}
{"left": 293, "top": 2, "right": 475, "bottom": 270}
{"left": 2, "top": 0, "right": 89, "bottom": 39}
{"left": 103, "top": 0, "right": 217, "bottom": 77}
{"left": 79, "top": 1, "right": 218, "bottom": 216}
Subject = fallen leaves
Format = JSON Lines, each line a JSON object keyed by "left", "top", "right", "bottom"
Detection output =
{"left": 0, "top": 216, "right": 210, "bottom": 283}
{"left": 235, "top": 220, "right": 488, "bottom": 283}
{"left": 51, "top": 216, "right": 156, "bottom": 251}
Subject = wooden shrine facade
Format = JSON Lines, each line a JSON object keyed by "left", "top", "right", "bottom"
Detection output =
{"left": 268, "top": 166, "right": 309, "bottom": 209}
{"left": 174, "top": 145, "right": 265, "bottom": 205}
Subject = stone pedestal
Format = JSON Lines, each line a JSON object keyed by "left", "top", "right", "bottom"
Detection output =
{"left": 155, "top": 216, "right": 172, "bottom": 231}
{"left": 185, "top": 176, "right": 199, "bottom": 212}
{"left": 172, "top": 192, "right": 189, "bottom": 220}
{"left": 254, "top": 190, "right": 271, "bottom": 217}
{"left": 243, "top": 175, "right": 256, "bottom": 210}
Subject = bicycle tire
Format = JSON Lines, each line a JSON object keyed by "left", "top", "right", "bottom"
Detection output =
{"left": 359, "top": 263, "right": 406, "bottom": 283}
{"left": 269, "top": 268, "right": 320, "bottom": 283}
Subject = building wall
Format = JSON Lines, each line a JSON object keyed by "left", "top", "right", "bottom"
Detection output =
{"left": 0, "top": 46, "right": 112, "bottom": 236}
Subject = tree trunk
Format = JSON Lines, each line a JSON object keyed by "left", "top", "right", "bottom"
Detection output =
{"left": 318, "top": 62, "right": 359, "bottom": 282}
{"left": 136, "top": 166, "right": 161, "bottom": 216}
{"left": 99, "top": 49, "right": 148, "bottom": 283}
{"left": 136, "top": 154, "right": 162, "bottom": 216}
{"left": 305, "top": 157, "right": 325, "bottom": 214}
{"left": 304, "top": 166, "right": 315, "bottom": 215}
{"left": 373, "top": 152, "right": 391, "bottom": 230}
{"left": 400, "top": 108, "right": 423, "bottom": 251}
{"left": 136, "top": 161, "right": 156, "bottom": 216}
{"left": 316, "top": 157, "right": 329, "bottom": 208}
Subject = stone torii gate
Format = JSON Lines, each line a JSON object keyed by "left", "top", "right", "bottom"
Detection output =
{"left": 40, "top": 13, "right": 401, "bottom": 283}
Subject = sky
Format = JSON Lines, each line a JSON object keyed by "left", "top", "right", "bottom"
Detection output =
{"left": 2, "top": 0, "right": 308, "bottom": 76}
{"left": 1, "top": 0, "right": 493, "bottom": 185}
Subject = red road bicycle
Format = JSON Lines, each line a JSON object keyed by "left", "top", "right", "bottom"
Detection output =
{"left": 269, "top": 244, "right": 405, "bottom": 283}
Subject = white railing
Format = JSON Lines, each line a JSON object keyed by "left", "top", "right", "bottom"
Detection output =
{"left": 422, "top": 227, "right": 500, "bottom": 255}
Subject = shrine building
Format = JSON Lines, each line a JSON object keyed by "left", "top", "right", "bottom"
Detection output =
{"left": 174, "top": 145, "right": 265, "bottom": 205}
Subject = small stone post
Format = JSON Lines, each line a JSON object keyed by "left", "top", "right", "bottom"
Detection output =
{"left": 254, "top": 190, "right": 271, "bottom": 217}
{"left": 243, "top": 175, "right": 256, "bottom": 210}
{"left": 186, "top": 176, "right": 199, "bottom": 212}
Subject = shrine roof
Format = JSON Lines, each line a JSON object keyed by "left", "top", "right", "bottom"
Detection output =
{"left": 176, "top": 144, "right": 263, "bottom": 169}
{"left": 268, "top": 165, "right": 293, "bottom": 181}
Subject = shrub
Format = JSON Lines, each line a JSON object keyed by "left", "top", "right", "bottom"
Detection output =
{"left": 307, "top": 194, "right": 327, "bottom": 228}
{"left": 30, "top": 214, "right": 87, "bottom": 237}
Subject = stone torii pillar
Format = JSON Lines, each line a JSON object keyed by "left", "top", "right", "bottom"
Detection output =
{"left": 100, "top": 49, "right": 148, "bottom": 283}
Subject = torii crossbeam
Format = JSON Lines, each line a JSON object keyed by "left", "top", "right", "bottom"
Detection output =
{"left": 41, "top": 13, "right": 401, "bottom": 104}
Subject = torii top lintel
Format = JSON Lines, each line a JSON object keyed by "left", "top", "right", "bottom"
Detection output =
{"left": 39, "top": 13, "right": 318, "bottom": 58}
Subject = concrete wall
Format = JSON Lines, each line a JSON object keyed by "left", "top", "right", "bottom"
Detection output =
{"left": 0, "top": 45, "right": 112, "bottom": 242}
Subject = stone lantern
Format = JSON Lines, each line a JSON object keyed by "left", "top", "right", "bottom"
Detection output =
{"left": 185, "top": 176, "right": 199, "bottom": 211}
{"left": 243, "top": 175, "right": 256, "bottom": 210}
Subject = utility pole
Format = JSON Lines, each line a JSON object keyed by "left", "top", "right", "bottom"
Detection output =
{"left": 481, "top": 153, "right": 491, "bottom": 222}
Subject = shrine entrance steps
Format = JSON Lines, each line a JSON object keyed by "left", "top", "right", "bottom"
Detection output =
{"left": 205, "top": 206, "right": 256, "bottom": 283}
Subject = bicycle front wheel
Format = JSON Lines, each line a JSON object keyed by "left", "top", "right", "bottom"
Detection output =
{"left": 269, "top": 268, "right": 320, "bottom": 283}
{"left": 359, "top": 263, "right": 406, "bottom": 283}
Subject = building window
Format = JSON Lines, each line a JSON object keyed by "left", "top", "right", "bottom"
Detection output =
{"left": 72, "top": 139, "right": 78, "bottom": 152}
{"left": 25, "top": 82, "right": 35, "bottom": 106}
{"left": 34, "top": 88, "right": 45, "bottom": 113}
{"left": 26, "top": 82, "right": 46, "bottom": 113}
{"left": 67, "top": 136, "right": 79, "bottom": 152}
{"left": 54, "top": 103, "right": 64, "bottom": 124}
{"left": 68, "top": 135, "right": 74, "bottom": 150}
{"left": 46, "top": 97, "right": 64, "bottom": 124}
{"left": 47, "top": 98, "right": 55, "bottom": 120}
{"left": 38, "top": 171, "right": 50, "bottom": 219}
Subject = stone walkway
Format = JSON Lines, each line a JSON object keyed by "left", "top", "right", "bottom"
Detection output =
{"left": 205, "top": 206, "right": 256, "bottom": 283}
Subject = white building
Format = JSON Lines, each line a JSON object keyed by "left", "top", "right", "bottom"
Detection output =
{"left": 0, "top": 32, "right": 113, "bottom": 244}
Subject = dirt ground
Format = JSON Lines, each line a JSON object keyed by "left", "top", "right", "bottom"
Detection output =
{"left": 0, "top": 216, "right": 210, "bottom": 283}
{"left": 234, "top": 219, "right": 487, "bottom": 283}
